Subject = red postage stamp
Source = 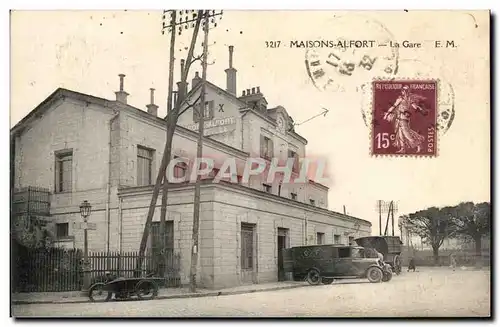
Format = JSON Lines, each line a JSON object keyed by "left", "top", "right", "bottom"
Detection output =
{"left": 371, "top": 79, "right": 438, "bottom": 157}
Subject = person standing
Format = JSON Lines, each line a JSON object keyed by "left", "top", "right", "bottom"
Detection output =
{"left": 450, "top": 253, "right": 457, "bottom": 271}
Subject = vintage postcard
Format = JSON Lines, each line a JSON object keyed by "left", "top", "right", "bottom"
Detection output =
{"left": 10, "top": 10, "right": 490, "bottom": 318}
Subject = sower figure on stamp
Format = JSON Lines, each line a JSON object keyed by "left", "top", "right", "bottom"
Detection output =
{"left": 383, "top": 85, "right": 429, "bottom": 154}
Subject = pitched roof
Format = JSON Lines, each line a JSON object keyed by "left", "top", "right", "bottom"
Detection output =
{"left": 10, "top": 87, "right": 249, "bottom": 158}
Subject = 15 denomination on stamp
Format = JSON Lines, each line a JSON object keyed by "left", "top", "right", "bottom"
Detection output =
{"left": 371, "top": 79, "right": 438, "bottom": 157}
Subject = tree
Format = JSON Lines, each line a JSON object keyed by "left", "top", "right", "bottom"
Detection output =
{"left": 450, "top": 202, "right": 491, "bottom": 257}
{"left": 403, "top": 207, "right": 457, "bottom": 265}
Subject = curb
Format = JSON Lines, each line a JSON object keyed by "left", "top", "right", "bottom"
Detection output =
{"left": 12, "top": 283, "right": 308, "bottom": 305}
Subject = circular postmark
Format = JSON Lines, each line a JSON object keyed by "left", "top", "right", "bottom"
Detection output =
{"left": 304, "top": 14, "right": 400, "bottom": 93}
{"left": 360, "top": 58, "right": 456, "bottom": 136}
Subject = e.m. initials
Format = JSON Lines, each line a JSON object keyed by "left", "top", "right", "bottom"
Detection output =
{"left": 434, "top": 40, "right": 457, "bottom": 48}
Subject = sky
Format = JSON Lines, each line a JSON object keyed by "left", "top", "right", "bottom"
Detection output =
{"left": 10, "top": 10, "right": 491, "bottom": 234}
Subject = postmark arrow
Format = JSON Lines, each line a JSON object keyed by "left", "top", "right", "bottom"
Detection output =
{"left": 294, "top": 107, "right": 329, "bottom": 126}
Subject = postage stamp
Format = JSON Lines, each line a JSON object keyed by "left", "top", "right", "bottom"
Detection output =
{"left": 360, "top": 59, "right": 455, "bottom": 137}
{"left": 371, "top": 79, "right": 438, "bottom": 157}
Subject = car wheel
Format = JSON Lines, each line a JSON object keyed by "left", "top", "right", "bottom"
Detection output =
{"left": 366, "top": 267, "right": 383, "bottom": 283}
{"left": 382, "top": 271, "right": 393, "bottom": 282}
{"left": 306, "top": 269, "right": 321, "bottom": 285}
{"left": 88, "top": 283, "right": 112, "bottom": 302}
{"left": 321, "top": 278, "right": 334, "bottom": 285}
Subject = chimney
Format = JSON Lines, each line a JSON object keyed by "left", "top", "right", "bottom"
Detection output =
{"left": 224, "top": 45, "right": 237, "bottom": 96}
{"left": 173, "top": 91, "right": 178, "bottom": 109}
{"left": 177, "top": 59, "right": 188, "bottom": 100}
{"left": 115, "top": 74, "right": 129, "bottom": 104}
{"left": 146, "top": 88, "right": 158, "bottom": 117}
{"left": 192, "top": 71, "right": 201, "bottom": 90}
{"left": 251, "top": 87, "right": 255, "bottom": 94}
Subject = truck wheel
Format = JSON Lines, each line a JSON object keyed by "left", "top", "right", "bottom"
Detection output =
{"left": 321, "top": 278, "right": 334, "bottom": 285}
{"left": 366, "top": 267, "right": 383, "bottom": 283}
{"left": 306, "top": 269, "right": 321, "bottom": 285}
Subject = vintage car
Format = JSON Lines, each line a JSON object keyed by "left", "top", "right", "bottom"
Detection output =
{"left": 282, "top": 244, "right": 393, "bottom": 285}
{"left": 354, "top": 236, "right": 403, "bottom": 275}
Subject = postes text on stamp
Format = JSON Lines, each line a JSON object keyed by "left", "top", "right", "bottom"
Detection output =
{"left": 371, "top": 79, "right": 438, "bottom": 157}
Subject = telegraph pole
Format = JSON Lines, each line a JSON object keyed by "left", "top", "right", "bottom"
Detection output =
{"left": 189, "top": 10, "right": 222, "bottom": 293}
{"left": 158, "top": 9, "right": 177, "bottom": 278}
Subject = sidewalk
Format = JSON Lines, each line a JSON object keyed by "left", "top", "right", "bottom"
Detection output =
{"left": 12, "top": 281, "right": 308, "bottom": 305}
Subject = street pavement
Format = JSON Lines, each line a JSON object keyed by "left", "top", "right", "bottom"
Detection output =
{"left": 12, "top": 268, "right": 490, "bottom": 317}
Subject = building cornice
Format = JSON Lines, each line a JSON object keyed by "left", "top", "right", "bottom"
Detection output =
{"left": 117, "top": 179, "right": 371, "bottom": 227}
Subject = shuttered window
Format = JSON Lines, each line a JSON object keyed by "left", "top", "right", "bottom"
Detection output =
{"left": 150, "top": 221, "right": 174, "bottom": 252}
{"left": 287, "top": 149, "right": 300, "bottom": 173}
{"left": 241, "top": 223, "right": 255, "bottom": 269}
{"left": 193, "top": 100, "right": 214, "bottom": 122}
{"left": 260, "top": 135, "right": 273, "bottom": 160}
{"left": 149, "top": 221, "right": 174, "bottom": 273}
{"left": 137, "top": 146, "right": 154, "bottom": 186}
{"left": 55, "top": 150, "right": 73, "bottom": 193}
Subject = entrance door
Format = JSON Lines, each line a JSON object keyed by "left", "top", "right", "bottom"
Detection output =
{"left": 241, "top": 223, "right": 255, "bottom": 284}
{"left": 277, "top": 228, "right": 289, "bottom": 281}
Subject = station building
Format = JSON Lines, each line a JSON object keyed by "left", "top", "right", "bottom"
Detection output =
{"left": 11, "top": 46, "right": 372, "bottom": 289}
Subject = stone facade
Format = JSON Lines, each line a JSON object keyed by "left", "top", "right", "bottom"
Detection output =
{"left": 118, "top": 181, "right": 370, "bottom": 289}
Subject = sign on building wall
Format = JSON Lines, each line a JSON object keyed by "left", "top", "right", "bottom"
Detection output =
{"left": 181, "top": 117, "right": 236, "bottom": 136}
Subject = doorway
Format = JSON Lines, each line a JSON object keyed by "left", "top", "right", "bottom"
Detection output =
{"left": 277, "top": 228, "right": 289, "bottom": 281}
{"left": 241, "top": 223, "right": 256, "bottom": 284}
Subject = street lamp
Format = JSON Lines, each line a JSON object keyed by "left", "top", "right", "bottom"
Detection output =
{"left": 80, "top": 200, "right": 92, "bottom": 293}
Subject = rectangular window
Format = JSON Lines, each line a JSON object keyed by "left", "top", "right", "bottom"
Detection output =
{"left": 55, "top": 150, "right": 73, "bottom": 193}
{"left": 263, "top": 183, "right": 272, "bottom": 194}
{"left": 334, "top": 234, "right": 341, "bottom": 244}
{"left": 194, "top": 100, "right": 214, "bottom": 121}
{"left": 56, "top": 223, "right": 69, "bottom": 238}
{"left": 290, "top": 192, "right": 297, "bottom": 200}
{"left": 338, "top": 247, "right": 350, "bottom": 258}
{"left": 316, "top": 232, "right": 325, "bottom": 245}
{"left": 172, "top": 156, "right": 187, "bottom": 179}
{"left": 310, "top": 199, "right": 316, "bottom": 206}
{"left": 241, "top": 223, "right": 255, "bottom": 269}
{"left": 137, "top": 146, "right": 154, "bottom": 186}
{"left": 260, "top": 135, "right": 274, "bottom": 160}
{"left": 287, "top": 149, "right": 300, "bottom": 173}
